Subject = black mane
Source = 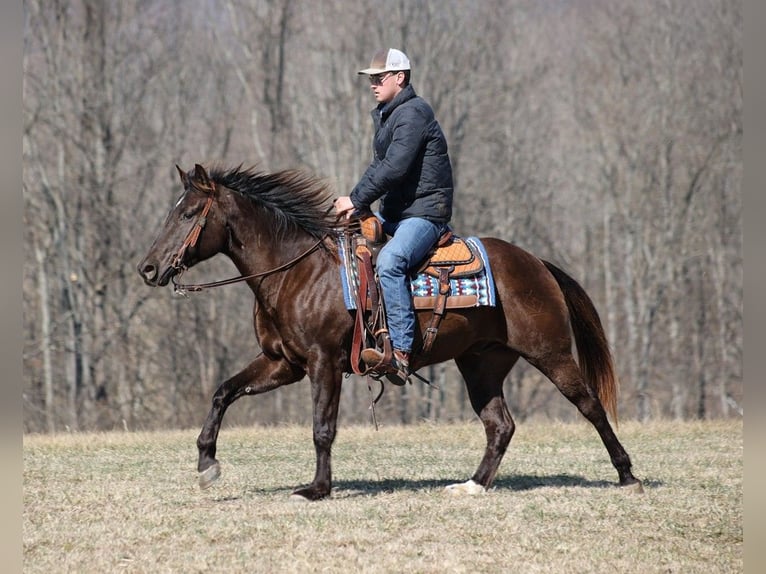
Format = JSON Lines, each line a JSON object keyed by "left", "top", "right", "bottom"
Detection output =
{"left": 208, "top": 164, "right": 338, "bottom": 239}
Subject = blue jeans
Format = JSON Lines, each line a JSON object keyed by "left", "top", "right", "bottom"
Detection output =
{"left": 376, "top": 215, "right": 446, "bottom": 353}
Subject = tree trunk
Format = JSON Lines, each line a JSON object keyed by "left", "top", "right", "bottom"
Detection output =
{"left": 35, "top": 245, "right": 55, "bottom": 433}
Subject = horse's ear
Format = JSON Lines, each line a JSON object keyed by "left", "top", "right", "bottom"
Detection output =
{"left": 176, "top": 164, "right": 189, "bottom": 186}
{"left": 193, "top": 163, "right": 214, "bottom": 192}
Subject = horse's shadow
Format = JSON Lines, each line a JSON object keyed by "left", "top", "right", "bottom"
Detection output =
{"left": 229, "top": 474, "right": 661, "bottom": 499}
{"left": 331, "top": 474, "right": 656, "bottom": 496}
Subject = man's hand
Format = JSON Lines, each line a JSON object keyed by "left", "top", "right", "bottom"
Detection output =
{"left": 333, "top": 196, "right": 356, "bottom": 219}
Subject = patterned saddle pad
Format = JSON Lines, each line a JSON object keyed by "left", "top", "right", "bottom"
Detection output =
{"left": 337, "top": 235, "right": 496, "bottom": 311}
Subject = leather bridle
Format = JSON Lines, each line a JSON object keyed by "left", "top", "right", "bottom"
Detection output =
{"left": 170, "top": 189, "right": 215, "bottom": 273}
{"left": 169, "top": 183, "right": 327, "bottom": 296}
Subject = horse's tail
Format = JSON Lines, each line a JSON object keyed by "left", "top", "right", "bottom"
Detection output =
{"left": 542, "top": 260, "right": 619, "bottom": 425}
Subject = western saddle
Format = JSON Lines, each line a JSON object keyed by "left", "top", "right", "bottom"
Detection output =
{"left": 347, "top": 215, "right": 483, "bottom": 379}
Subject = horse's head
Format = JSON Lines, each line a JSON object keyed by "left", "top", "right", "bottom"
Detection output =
{"left": 137, "top": 164, "right": 228, "bottom": 287}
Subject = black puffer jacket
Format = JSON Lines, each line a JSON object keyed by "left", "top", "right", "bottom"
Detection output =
{"left": 350, "top": 84, "right": 454, "bottom": 225}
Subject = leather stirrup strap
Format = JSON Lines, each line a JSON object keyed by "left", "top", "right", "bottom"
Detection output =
{"left": 351, "top": 244, "right": 392, "bottom": 376}
{"left": 359, "top": 247, "right": 380, "bottom": 317}
{"left": 351, "top": 246, "right": 371, "bottom": 375}
{"left": 360, "top": 247, "right": 394, "bottom": 369}
{"left": 421, "top": 266, "right": 452, "bottom": 355}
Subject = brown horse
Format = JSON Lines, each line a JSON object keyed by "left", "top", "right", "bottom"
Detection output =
{"left": 137, "top": 163, "right": 642, "bottom": 500}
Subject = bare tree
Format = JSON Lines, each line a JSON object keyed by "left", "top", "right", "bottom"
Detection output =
{"left": 565, "top": 0, "right": 742, "bottom": 419}
{"left": 23, "top": 0, "right": 741, "bottom": 431}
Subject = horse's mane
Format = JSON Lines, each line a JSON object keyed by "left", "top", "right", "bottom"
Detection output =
{"left": 208, "top": 164, "right": 338, "bottom": 240}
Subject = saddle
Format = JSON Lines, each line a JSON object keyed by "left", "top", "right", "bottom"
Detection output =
{"left": 418, "top": 229, "right": 484, "bottom": 278}
{"left": 347, "top": 215, "right": 484, "bottom": 377}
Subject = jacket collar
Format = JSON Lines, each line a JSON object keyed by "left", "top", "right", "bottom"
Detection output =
{"left": 377, "top": 84, "right": 417, "bottom": 121}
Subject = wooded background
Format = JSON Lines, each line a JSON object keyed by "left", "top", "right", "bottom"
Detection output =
{"left": 22, "top": 0, "right": 742, "bottom": 433}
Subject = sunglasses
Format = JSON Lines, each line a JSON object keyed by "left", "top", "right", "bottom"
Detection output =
{"left": 369, "top": 72, "right": 397, "bottom": 86}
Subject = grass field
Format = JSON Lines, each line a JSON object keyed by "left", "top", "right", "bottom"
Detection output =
{"left": 23, "top": 420, "right": 742, "bottom": 573}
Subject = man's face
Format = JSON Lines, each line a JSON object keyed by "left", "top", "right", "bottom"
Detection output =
{"left": 368, "top": 71, "right": 402, "bottom": 103}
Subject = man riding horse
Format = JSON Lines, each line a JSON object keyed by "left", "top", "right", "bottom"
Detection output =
{"left": 334, "top": 48, "right": 454, "bottom": 386}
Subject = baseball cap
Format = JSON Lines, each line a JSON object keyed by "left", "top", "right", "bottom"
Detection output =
{"left": 358, "top": 48, "right": 411, "bottom": 75}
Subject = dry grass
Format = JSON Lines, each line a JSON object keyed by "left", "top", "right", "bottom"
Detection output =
{"left": 23, "top": 420, "right": 742, "bottom": 573}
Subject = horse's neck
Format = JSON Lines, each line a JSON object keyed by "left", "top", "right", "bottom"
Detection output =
{"left": 226, "top": 221, "right": 323, "bottom": 285}
{"left": 222, "top": 193, "right": 331, "bottom": 298}
{"left": 222, "top": 199, "right": 284, "bottom": 272}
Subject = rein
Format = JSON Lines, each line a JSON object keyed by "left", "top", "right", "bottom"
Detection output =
{"left": 171, "top": 236, "right": 327, "bottom": 296}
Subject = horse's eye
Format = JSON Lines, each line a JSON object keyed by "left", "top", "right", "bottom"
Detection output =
{"left": 181, "top": 211, "right": 195, "bottom": 220}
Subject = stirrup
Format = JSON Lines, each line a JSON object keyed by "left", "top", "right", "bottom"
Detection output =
{"left": 361, "top": 348, "right": 410, "bottom": 386}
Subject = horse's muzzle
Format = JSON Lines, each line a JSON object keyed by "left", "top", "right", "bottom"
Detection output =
{"left": 137, "top": 260, "right": 175, "bottom": 287}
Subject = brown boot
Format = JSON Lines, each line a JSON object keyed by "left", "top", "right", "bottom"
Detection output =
{"left": 360, "top": 348, "right": 411, "bottom": 386}
{"left": 386, "top": 350, "right": 410, "bottom": 386}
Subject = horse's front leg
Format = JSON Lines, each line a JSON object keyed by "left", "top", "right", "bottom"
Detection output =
{"left": 197, "top": 352, "right": 304, "bottom": 489}
{"left": 291, "top": 356, "right": 343, "bottom": 501}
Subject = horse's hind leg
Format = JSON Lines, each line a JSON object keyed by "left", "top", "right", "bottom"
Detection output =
{"left": 196, "top": 352, "right": 304, "bottom": 489}
{"left": 449, "top": 344, "right": 519, "bottom": 494}
{"left": 531, "top": 354, "right": 641, "bottom": 490}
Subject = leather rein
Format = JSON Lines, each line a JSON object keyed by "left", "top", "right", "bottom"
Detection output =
{"left": 169, "top": 186, "right": 328, "bottom": 296}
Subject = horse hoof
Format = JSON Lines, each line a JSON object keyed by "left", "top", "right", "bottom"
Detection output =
{"left": 290, "top": 485, "right": 330, "bottom": 501}
{"left": 199, "top": 462, "right": 221, "bottom": 489}
{"left": 622, "top": 479, "right": 644, "bottom": 494}
{"left": 445, "top": 479, "right": 486, "bottom": 496}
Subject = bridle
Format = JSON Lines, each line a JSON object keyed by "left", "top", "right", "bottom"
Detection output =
{"left": 169, "top": 189, "right": 215, "bottom": 273}
{"left": 169, "top": 182, "right": 328, "bottom": 296}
